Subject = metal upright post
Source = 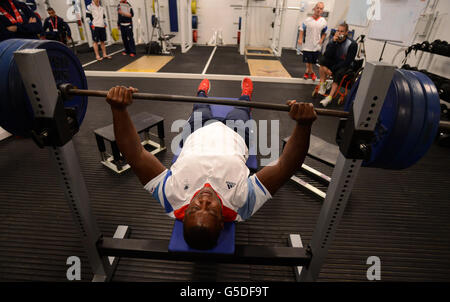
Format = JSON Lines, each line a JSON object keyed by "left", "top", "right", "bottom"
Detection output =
{"left": 239, "top": 0, "right": 249, "bottom": 55}
{"left": 80, "top": 0, "right": 93, "bottom": 48}
{"left": 298, "top": 62, "right": 396, "bottom": 281}
{"left": 271, "top": 0, "right": 285, "bottom": 57}
{"left": 179, "top": 0, "right": 193, "bottom": 53}
{"left": 14, "top": 49, "right": 128, "bottom": 282}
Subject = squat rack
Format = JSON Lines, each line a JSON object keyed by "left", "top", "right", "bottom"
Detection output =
{"left": 13, "top": 48, "right": 395, "bottom": 282}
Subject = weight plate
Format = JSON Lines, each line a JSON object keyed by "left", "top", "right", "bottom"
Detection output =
{"left": 373, "top": 70, "right": 412, "bottom": 169}
{"left": 388, "top": 69, "right": 426, "bottom": 169}
{"left": 191, "top": 0, "right": 197, "bottom": 14}
{"left": 0, "top": 39, "right": 88, "bottom": 137}
{"left": 193, "top": 30, "right": 198, "bottom": 43}
{"left": 0, "top": 39, "right": 35, "bottom": 136}
{"left": 192, "top": 15, "right": 198, "bottom": 29}
{"left": 406, "top": 71, "right": 441, "bottom": 166}
{"left": 344, "top": 73, "right": 400, "bottom": 168}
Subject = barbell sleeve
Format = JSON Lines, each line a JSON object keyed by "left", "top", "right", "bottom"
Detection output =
{"left": 61, "top": 86, "right": 450, "bottom": 131}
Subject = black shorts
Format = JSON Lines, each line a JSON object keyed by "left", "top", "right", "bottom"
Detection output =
{"left": 302, "top": 51, "right": 320, "bottom": 63}
{"left": 92, "top": 27, "right": 106, "bottom": 42}
{"left": 318, "top": 56, "right": 352, "bottom": 83}
{"left": 318, "top": 55, "right": 334, "bottom": 70}
{"left": 332, "top": 67, "right": 353, "bottom": 84}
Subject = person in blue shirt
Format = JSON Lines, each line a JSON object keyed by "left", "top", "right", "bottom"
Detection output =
{"left": 0, "top": 0, "right": 42, "bottom": 42}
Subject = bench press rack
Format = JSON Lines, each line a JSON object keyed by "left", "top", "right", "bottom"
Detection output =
{"left": 13, "top": 48, "right": 395, "bottom": 282}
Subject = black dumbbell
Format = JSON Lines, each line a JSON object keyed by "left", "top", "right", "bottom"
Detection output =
{"left": 439, "top": 82, "right": 450, "bottom": 103}
{"left": 429, "top": 40, "right": 441, "bottom": 53}
{"left": 420, "top": 41, "right": 430, "bottom": 51}
{"left": 438, "top": 41, "right": 449, "bottom": 56}
{"left": 441, "top": 104, "right": 449, "bottom": 119}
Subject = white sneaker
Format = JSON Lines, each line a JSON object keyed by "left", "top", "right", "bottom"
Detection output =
{"left": 320, "top": 96, "right": 332, "bottom": 107}
{"left": 318, "top": 83, "right": 327, "bottom": 95}
{"left": 208, "top": 31, "right": 217, "bottom": 45}
{"left": 217, "top": 30, "right": 223, "bottom": 45}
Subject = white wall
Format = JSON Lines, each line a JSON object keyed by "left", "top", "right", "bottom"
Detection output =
{"left": 245, "top": 0, "right": 276, "bottom": 47}
{"left": 339, "top": 0, "right": 449, "bottom": 79}
{"left": 127, "top": 0, "right": 151, "bottom": 44}
{"left": 195, "top": 0, "right": 242, "bottom": 45}
{"left": 150, "top": 0, "right": 242, "bottom": 45}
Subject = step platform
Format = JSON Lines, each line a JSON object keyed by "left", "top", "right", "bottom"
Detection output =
{"left": 282, "top": 134, "right": 339, "bottom": 200}
{"left": 94, "top": 112, "right": 166, "bottom": 173}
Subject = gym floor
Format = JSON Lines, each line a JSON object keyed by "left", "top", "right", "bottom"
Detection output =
{"left": 76, "top": 43, "right": 320, "bottom": 77}
{"left": 0, "top": 43, "right": 449, "bottom": 282}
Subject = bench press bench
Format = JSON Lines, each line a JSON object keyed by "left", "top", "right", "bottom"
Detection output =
{"left": 169, "top": 99, "right": 258, "bottom": 254}
{"left": 94, "top": 112, "right": 166, "bottom": 173}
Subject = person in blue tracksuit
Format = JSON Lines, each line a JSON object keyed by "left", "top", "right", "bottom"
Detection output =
{"left": 0, "top": 0, "right": 42, "bottom": 42}
{"left": 42, "top": 7, "right": 72, "bottom": 44}
{"left": 117, "top": 0, "right": 136, "bottom": 57}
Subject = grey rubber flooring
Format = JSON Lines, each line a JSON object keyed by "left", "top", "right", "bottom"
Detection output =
{"left": 1, "top": 78, "right": 449, "bottom": 282}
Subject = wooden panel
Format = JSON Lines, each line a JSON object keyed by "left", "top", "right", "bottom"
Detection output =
{"left": 119, "top": 56, "right": 174, "bottom": 72}
{"left": 247, "top": 59, "right": 291, "bottom": 78}
{"left": 245, "top": 47, "right": 274, "bottom": 57}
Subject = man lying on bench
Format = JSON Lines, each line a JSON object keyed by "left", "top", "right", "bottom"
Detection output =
{"left": 105, "top": 78, "right": 317, "bottom": 250}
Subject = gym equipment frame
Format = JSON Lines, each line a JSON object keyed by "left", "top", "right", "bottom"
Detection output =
{"left": 14, "top": 48, "right": 394, "bottom": 282}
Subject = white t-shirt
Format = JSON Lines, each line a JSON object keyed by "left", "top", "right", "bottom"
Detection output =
{"left": 144, "top": 122, "right": 272, "bottom": 222}
{"left": 300, "top": 16, "right": 327, "bottom": 52}
{"left": 89, "top": 3, "right": 106, "bottom": 28}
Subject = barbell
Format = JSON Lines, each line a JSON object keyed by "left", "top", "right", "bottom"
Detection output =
{"left": 59, "top": 84, "right": 351, "bottom": 118}
{"left": 59, "top": 84, "right": 450, "bottom": 127}
{"left": 0, "top": 39, "right": 448, "bottom": 170}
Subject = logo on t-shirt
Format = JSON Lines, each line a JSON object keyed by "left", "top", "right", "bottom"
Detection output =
{"left": 226, "top": 181, "right": 236, "bottom": 189}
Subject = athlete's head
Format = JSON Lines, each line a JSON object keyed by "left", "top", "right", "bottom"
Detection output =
{"left": 183, "top": 184, "right": 224, "bottom": 250}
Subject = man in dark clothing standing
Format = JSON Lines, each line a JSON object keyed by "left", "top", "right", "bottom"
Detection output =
{"left": 0, "top": 0, "right": 42, "bottom": 42}
{"left": 42, "top": 7, "right": 72, "bottom": 45}
{"left": 117, "top": 0, "right": 135, "bottom": 57}
{"left": 317, "top": 22, "right": 357, "bottom": 107}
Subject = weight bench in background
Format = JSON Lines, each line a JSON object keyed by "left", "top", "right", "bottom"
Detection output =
{"left": 94, "top": 112, "right": 166, "bottom": 173}
{"left": 282, "top": 134, "right": 339, "bottom": 200}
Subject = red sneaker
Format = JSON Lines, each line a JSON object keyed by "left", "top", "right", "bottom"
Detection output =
{"left": 303, "top": 73, "right": 309, "bottom": 80}
{"left": 130, "top": 53, "right": 136, "bottom": 57}
{"left": 241, "top": 77, "right": 253, "bottom": 99}
{"left": 310, "top": 72, "right": 317, "bottom": 81}
{"left": 197, "top": 79, "right": 210, "bottom": 95}
{"left": 122, "top": 52, "right": 127, "bottom": 56}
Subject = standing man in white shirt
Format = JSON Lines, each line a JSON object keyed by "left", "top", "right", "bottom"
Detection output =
{"left": 86, "top": 0, "right": 111, "bottom": 61}
{"left": 297, "top": 2, "right": 327, "bottom": 81}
